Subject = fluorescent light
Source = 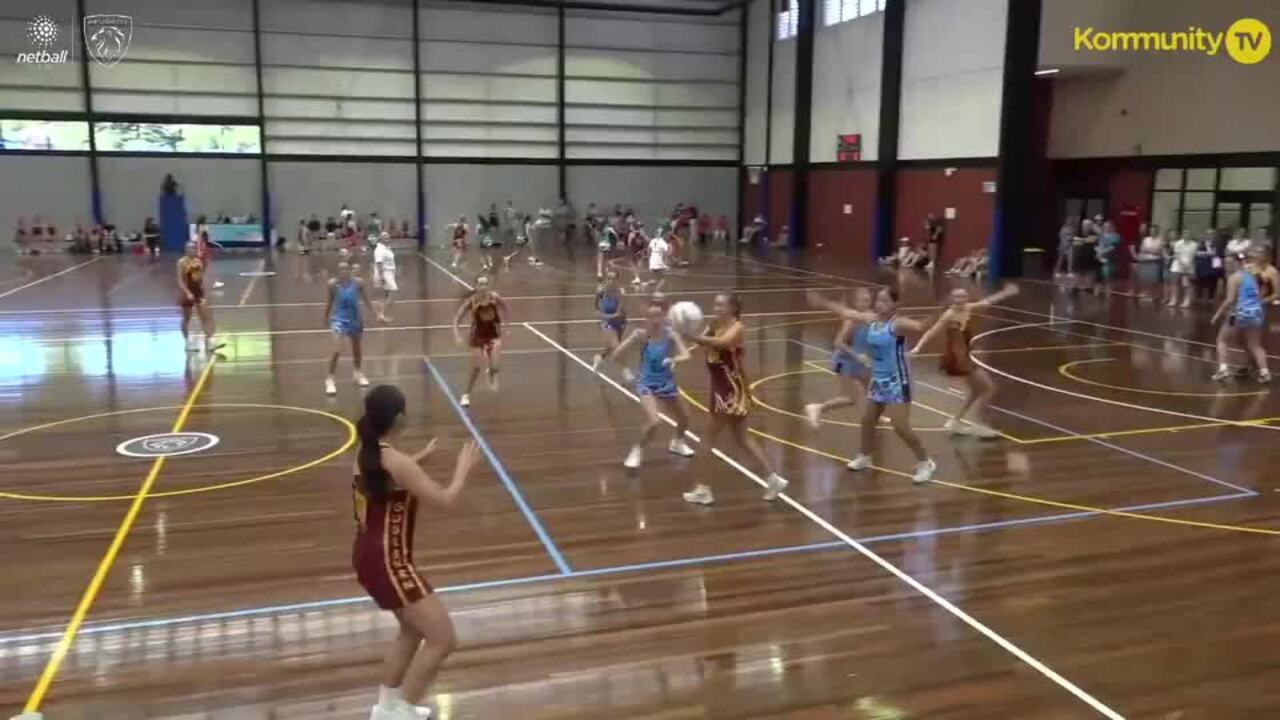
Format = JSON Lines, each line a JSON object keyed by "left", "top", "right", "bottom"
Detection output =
{"left": 1035, "top": 68, "right": 1061, "bottom": 76}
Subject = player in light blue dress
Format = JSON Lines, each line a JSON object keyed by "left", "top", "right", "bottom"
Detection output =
{"left": 609, "top": 300, "right": 696, "bottom": 470}
{"left": 324, "top": 261, "right": 377, "bottom": 396}
{"left": 807, "top": 287, "right": 936, "bottom": 484}
{"left": 805, "top": 287, "right": 874, "bottom": 428}
{"left": 1212, "top": 245, "right": 1278, "bottom": 383}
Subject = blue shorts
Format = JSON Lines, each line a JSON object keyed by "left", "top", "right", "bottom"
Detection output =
{"left": 636, "top": 379, "right": 678, "bottom": 399}
{"left": 868, "top": 375, "right": 910, "bottom": 405}
{"left": 330, "top": 319, "right": 363, "bottom": 337}
{"left": 1230, "top": 312, "right": 1264, "bottom": 329}
{"left": 832, "top": 351, "right": 868, "bottom": 378}
{"left": 602, "top": 318, "right": 627, "bottom": 337}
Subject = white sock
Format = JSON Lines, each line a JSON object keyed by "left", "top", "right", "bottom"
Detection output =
{"left": 1218, "top": 363, "right": 1229, "bottom": 372}
{"left": 378, "top": 685, "right": 403, "bottom": 706}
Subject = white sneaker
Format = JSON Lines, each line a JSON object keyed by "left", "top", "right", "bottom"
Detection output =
{"left": 803, "top": 403, "right": 822, "bottom": 429}
{"left": 213, "top": 281, "right": 225, "bottom": 289}
{"left": 846, "top": 454, "right": 872, "bottom": 471}
{"left": 762, "top": 473, "right": 788, "bottom": 501}
{"left": 668, "top": 439, "right": 696, "bottom": 457}
{"left": 970, "top": 424, "right": 1001, "bottom": 439}
{"left": 682, "top": 485, "right": 714, "bottom": 505}
{"left": 943, "top": 419, "right": 969, "bottom": 436}
{"left": 459, "top": 393, "right": 471, "bottom": 408}
{"left": 1211, "top": 367, "right": 1232, "bottom": 382}
{"left": 324, "top": 377, "right": 337, "bottom": 396}
{"left": 592, "top": 354, "right": 603, "bottom": 373}
{"left": 1259, "top": 369, "right": 1273, "bottom": 384}
{"left": 913, "top": 459, "right": 937, "bottom": 485}
{"left": 622, "top": 368, "right": 636, "bottom": 383}
{"left": 354, "top": 372, "right": 370, "bottom": 387}
{"left": 185, "top": 337, "right": 198, "bottom": 353}
{"left": 623, "top": 446, "right": 643, "bottom": 469}
{"left": 369, "top": 700, "right": 423, "bottom": 720}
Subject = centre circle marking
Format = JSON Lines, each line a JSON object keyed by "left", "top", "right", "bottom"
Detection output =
{"left": 117, "top": 432, "right": 220, "bottom": 458}
{"left": 0, "top": 403, "right": 356, "bottom": 502}
{"left": 1059, "top": 358, "right": 1267, "bottom": 398}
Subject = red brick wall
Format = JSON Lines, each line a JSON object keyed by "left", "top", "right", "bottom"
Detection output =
{"left": 894, "top": 166, "right": 996, "bottom": 266}
{"left": 808, "top": 167, "right": 877, "bottom": 262}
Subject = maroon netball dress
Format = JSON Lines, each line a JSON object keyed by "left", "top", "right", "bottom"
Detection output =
{"left": 352, "top": 456, "right": 431, "bottom": 610}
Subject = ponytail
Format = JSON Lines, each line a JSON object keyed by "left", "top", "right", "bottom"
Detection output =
{"left": 355, "top": 385, "right": 407, "bottom": 501}
{"left": 356, "top": 416, "right": 390, "bottom": 502}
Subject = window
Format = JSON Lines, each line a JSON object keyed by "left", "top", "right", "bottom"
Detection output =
{"left": 776, "top": 6, "right": 798, "bottom": 39}
{"left": 0, "top": 119, "right": 90, "bottom": 151}
{"left": 93, "top": 122, "right": 261, "bottom": 153}
{"left": 823, "top": 0, "right": 885, "bottom": 27}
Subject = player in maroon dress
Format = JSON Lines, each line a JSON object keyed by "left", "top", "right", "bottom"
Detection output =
{"left": 353, "top": 385, "right": 481, "bottom": 720}
{"left": 912, "top": 283, "right": 1018, "bottom": 439}
{"left": 452, "top": 275, "right": 508, "bottom": 408}
{"left": 678, "top": 293, "right": 788, "bottom": 505}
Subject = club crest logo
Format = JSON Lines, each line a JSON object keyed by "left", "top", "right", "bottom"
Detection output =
{"left": 83, "top": 14, "right": 132, "bottom": 68}
{"left": 117, "top": 432, "right": 219, "bottom": 458}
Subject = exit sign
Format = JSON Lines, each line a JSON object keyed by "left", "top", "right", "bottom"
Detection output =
{"left": 837, "top": 134, "right": 861, "bottom": 162}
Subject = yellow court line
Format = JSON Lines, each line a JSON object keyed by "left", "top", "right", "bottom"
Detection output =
{"left": 0, "top": 403, "right": 355, "bottom": 502}
{"left": 679, "top": 391, "right": 1279, "bottom": 537}
{"left": 1059, "top": 358, "right": 1269, "bottom": 398}
{"left": 23, "top": 358, "right": 217, "bottom": 714}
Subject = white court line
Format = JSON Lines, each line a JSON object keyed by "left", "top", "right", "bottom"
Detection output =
{"left": 712, "top": 251, "right": 879, "bottom": 287}
{"left": 0, "top": 256, "right": 102, "bottom": 301}
{"left": 990, "top": 305, "right": 1280, "bottom": 363}
{"left": 238, "top": 257, "right": 268, "bottom": 306}
{"left": 523, "top": 322, "right": 1125, "bottom": 720}
{"left": 418, "top": 251, "right": 473, "bottom": 290}
{"left": 971, "top": 321, "right": 1280, "bottom": 434}
{"left": 0, "top": 285, "right": 846, "bottom": 316}
{"left": 18, "top": 310, "right": 845, "bottom": 345}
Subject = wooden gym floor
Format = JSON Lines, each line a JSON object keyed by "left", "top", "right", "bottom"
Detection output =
{"left": 2, "top": 241, "right": 1280, "bottom": 720}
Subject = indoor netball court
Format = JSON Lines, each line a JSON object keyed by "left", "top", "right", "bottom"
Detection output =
{"left": 2, "top": 0, "right": 1279, "bottom": 718}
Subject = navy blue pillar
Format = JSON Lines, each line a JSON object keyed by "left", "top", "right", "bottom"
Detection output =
{"left": 991, "top": 0, "right": 1043, "bottom": 279}
{"left": 873, "top": 0, "right": 905, "bottom": 262}
{"left": 788, "top": 0, "right": 814, "bottom": 249}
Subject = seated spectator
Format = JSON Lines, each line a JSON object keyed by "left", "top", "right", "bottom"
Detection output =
{"left": 879, "top": 237, "right": 914, "bottom": 267}
{"left": 161, "top": 173, "right": 180, "bottom": 195}
{"left": 773, "top": 225, "right": 790, "bottom": 249}
{"left": 741, "top": 215, "right": 765, "bottom": 245}
{"left": 325, "top": 216, "right": 340, "bottom": 236}
{"left": 71, "top": 223, "right": 89, "bottom": 254}
{"left": 143, "top": 217, "right": 160, "bottom": 256}
{"left": 946, "top": 248, "right": 990, "bottom": 278}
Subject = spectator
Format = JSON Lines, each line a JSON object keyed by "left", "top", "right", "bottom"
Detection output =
{"left": 946, "top": 248, "right": 989, "bottom": 278}
{"left": 1131, "top": 223, "right": 1165, "bottom": 300}
{"left": 143, "top": 216, "right": 160, "bottom": 256}
{"left": 14, "top": 216, "right": 30, "bottom": 255}
{"left": 1095, "top": 220, "right": 1122, "bottom": 293}
{"left": 161, "top": 173, "right": 179, "bottom": 195}
{"left": 1195, "top": 228, "right": 1225, "bottom": 303}
{"left": 1054, "top": 219, "right": 1075, "bottom": 276}
{"left": 925, "top": 213, "right": 944, "bottom": 270}
{"left": 774, "top": 225, "right": 790, "bottom": 249}
{"left": 1166, "top": 229, "right": 1196, "bottom": 308}
{"left": 71, "top": 223, "right": 89, "bottom": 254}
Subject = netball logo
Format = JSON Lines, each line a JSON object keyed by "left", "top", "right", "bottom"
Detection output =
{"left": 117, "top": 432, "right": 220, "bottom": 458}
{"left": 16, "top": 14, "right": 71, "bottom": 64}
{"left": 83, "top": 14, "right": 132, "bottom": 68}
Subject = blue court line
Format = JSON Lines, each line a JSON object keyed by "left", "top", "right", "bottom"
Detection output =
{"left": 0, "top": 491, "right": 1246, "bottom": 645}
{"left": 423, "top": 356, "right": 573, "bottom": 575}
{"left": 787, "top": 339, "right": 1257, "bottom": 496}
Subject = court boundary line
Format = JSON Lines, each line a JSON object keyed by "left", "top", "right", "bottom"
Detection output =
{"left": 418, "top": 251, "right": 474, "bottom": 291}
{"left": 19, "top": 356, "right": 217, "bottom": 715}
{"left": 0, "top": 285, "right": 848, "bottom": 316}
{"left": 0, "top": 491, "right": 1245, "bottom": 647}
{"left": 423, "top": 356, "right": 571, "bottom": 575}
{"left": 1058, "top": 358, "right": 1267, "bottom": 398}
{"left": 522, "top": 322, "right": 1124, "bottom": 720}
{"left": 0, "top": 256, "right": 102, "bottom": 302}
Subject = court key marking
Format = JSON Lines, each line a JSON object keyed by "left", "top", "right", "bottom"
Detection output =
{"left": 0, "top": 404, "right": 356, "bottom": 503}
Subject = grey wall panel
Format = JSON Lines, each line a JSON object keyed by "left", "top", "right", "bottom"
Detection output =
{"left": 261, "top": 0, "right": 413, "bottom": 37}
{"left": 92, "top": 93, "right": 259, "bottom": 116}
{"left": 566, "top": 165, "right": 736, "bottom": 224}
{"left": 263, "top": 67, "right": 415, "bottom": 98}
{"left": 565, "top": 13, "right": 737, "bottom": 53}
{"left": 422, "top": 164, "right": 558, "bottom": 236}
{"left": 270, "top": 139, "right": 417, "bottom": 156}
{"left": 423, "top": 142, "right": 556, "bottom": 158}
{"left": 742, "top": 0, "right": 770, "bottom": 165}
{"left": 85, "top": 0, "right": 253, "bottom": 29}
{"left": 269, "top": 162, "right": 415, "bottom": 232}
{"left": 266, "top": 98, "right": 417, "bottom": 121}
{"left": 263, "top": 35, "right": 414, "bottom": 71}
{"left": 0, "top": 155, "right": 91, "bottom": 239}
{"left": 98, "top": 156, "right": 259, "bottom": 228}
{"left": 425, "top": 103, "right": 557, "bottom": 124}
{"left": 420, "top": 4, "right": 558, "bottom": 45}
